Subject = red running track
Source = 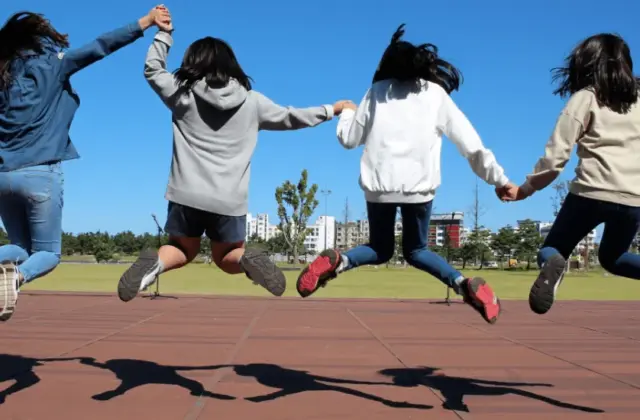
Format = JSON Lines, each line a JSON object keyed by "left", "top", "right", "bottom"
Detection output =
{"left": 1, "top": 292, "right": 640, "bottom": 419}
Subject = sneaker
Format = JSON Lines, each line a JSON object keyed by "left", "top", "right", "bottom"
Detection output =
{"left": 118, "top": 249, "right": 161, "bottom": 302}
{"left": 529, "top": 253, "right": 566, "bottom": 315}
{"left": 240, "top": 249, "right": 286, "bottom": 297}
{"left": 0, "top": 263, "right": 20, "bottom": 322}
{"left": 461, "top": 277, "right": 501, "bottom": 324}
{"left": 296, "top": 249, "right": 341, "bottom": 298}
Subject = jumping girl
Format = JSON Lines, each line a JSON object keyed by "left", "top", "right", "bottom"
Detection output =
{"left": 500, "top": 33, "right": 640, "bottom": 315}
{"left": 296, "top": 25, "right": 513, "bottom": 324}
{"left": 0, "top": 7, "right": 170, "bottom": 321}
{"left": 117, "top": 8, "right": 352, "bottom": 301}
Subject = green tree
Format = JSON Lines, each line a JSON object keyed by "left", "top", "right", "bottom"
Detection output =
{"left": 465, "top": 227, "right": 491, "bottom": 268}
{"left": 490, "top": 226, "right": 518, "bottom": 268}
{"left": 275, "top": 170, "right": 319, "bottom": 266}
{"left": 94, "top": 242, "right": 115, "bottom": 263}
{"left": 515, "top": 220, "right": 543, "bottom": 270}
{"left": 459, "top": 243, "right": 476, "bottom": 269}
{"left": 266, "top": 233, "right": 288, "bottom": 255}
{"left": 61, "top": 232, "right": 78, "bottom": 256}
{"left": 430, "top": 244, "right": 445, "bottom": 259}
{"left": 200, "top": 236, "right": 211, "bottom": 262}
{"left": 113, "top": 231, "right": 138, "bottom": 255}
{"left": 0, "top": 227, "right": 10, "bottom": 246}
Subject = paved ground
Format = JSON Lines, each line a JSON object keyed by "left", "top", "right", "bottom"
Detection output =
{"left": 1, "top": 292, "right": 639, "bottom": 419}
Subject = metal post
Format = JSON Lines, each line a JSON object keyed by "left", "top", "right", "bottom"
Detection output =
{"left": 143, "top": 214, "right": 177, "bottom": 300}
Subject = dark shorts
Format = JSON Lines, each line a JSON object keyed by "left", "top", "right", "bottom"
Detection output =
{"left": 164, "top": 202, "right": 246, "bottom": 243}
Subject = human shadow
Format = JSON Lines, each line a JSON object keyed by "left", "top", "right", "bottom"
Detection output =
{"left": 233, "top": 363, "right": 432, "bottom": 409}
{"left": 378, "top": 367, "right": 604, "bottom": 413}
{"left": 77, "top": 357, "right": 235, "bottom": 401}
{"left": 0, "top": 353, "right": 80, "bottom": 404}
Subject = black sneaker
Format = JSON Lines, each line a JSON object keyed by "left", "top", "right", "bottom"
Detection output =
{"left": 240, "top": 250, "right": 286, "bottom": 297}
{"left": 118, "top": 249, "right": 161, "bottom": 302}
{"left": 529, "top": 253, "right": 566, "bottom": 314}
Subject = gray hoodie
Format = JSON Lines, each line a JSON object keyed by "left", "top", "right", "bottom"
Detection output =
{"left": 144, "top": 32, "right": 334, "bottom": 216}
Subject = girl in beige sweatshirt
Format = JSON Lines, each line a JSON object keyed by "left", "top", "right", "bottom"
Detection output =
{"left": 501, "top": 33, "right": 640, "bottom": 315}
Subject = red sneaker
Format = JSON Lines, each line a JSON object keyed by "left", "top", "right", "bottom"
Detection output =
{"left": 296, "top": 249, "right": 342, "bottom": 298}
{"left": 461, "top": 277, "right": 501, "bottom": 324}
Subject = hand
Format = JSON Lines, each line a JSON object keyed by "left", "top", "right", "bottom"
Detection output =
{"left": 333, "top": 100, "right": 356, "bottom": 116}
{"left": 139, "top": 5, "right": 171, "bottom": 30}
{"left": 154, "top": 5, "right": 173, "bottom": 32}
{"left": 495, "top": 182, "right": 518, "bottom": 202}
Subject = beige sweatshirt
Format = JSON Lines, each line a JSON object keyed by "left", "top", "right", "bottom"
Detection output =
{"left": 522, "top": 88, "right": 640, "bottom": 206}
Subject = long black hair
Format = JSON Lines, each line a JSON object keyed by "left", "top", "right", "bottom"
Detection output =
{"left": 0, "top": 12, "right": 69, "bottom": 89}
{"left": 372, "top": 24, "right": 462, "bottom": 94}
{"left": 552, "top": 33, "right": 639, "bottom": 114}
{"left": 174, "top": 36, "right": 252, "bottom": 90}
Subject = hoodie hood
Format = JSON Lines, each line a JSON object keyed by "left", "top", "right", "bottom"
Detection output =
{"left": 191, "top": 78, "right": 248, "bottom": 111}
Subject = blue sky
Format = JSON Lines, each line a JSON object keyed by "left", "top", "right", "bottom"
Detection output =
{"left": 2, "top": 0, "right": 639, "bottom": 237}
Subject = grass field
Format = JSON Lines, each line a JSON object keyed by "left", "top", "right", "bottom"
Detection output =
{"left": 21, "top": 262, "right": 640, "bottom": 300}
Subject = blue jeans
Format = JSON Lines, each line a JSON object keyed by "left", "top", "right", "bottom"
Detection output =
{"left": 343, "top": 201, "right": 463, "bottom": 288}
{"left": 539, "top": 193, "right": 640, "bottom": 278}
{"left": 0, "top": 163, "right": 64, "bottom": 282}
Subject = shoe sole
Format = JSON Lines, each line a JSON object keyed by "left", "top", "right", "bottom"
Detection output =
{"left": 466, "top": 277, "right": 501, "bottom": 324}
{"left": 0, "top": 264, "right": 18, "bottom": 322}
{"left": 118, "top": 249, "right": 159, "bottom": 302}
{"left": 240, "top": 251, "right": 286, "bottom": 297}
{"left": 296, "top": 249, "right": 341, "bottom": 298}
{"left": 529, "top": 253, "right": 566, "bottom": 315}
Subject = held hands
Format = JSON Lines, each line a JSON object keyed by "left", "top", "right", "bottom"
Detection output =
{"left": 333, "top": 100, "right": 357, "bottom": 116}
{"left": 139, "top": 4, "right": 172, "bottom": 31}
{"left": 154, "top": 5, "right": 173, "bottom": 32}
{"left": 494, "top": 182, "right": 531, "bottom": 202}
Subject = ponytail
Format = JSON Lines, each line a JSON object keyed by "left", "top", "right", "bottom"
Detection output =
{"left": 373, "top": 24, "right": 462, "bottom": 94}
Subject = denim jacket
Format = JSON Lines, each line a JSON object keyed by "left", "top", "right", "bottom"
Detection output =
{"left": 0, "top": 21, "right": 144, "bottom": 172}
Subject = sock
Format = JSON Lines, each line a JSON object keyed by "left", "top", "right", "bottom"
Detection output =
{"left": 156, "top": 258, "right": 165, "bottom": 275}
{"left": 452, "top": 275, "right": 466, "bottom": 295}
{"left": 336, "top": 254, "right": 349, "bottom": 273}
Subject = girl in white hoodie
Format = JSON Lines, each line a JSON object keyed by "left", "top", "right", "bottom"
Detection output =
{"left": 296, "top": 25, "right": 514, "bottom": 324}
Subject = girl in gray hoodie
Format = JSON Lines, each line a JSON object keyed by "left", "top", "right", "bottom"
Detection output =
{"left": 118, "top": 7, "right": 352, "bottom": 301}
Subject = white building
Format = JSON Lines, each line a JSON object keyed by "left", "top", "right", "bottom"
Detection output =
{"left": 335, "top": 217, "right": 402, "bottom": 249}
{"left": 538, "top": 221, "right": 596, "bottom": 253}
{"left": 303, "top": 216, "right": 336, "bottom": 255}
{"left": 246, "top": 213, "right": 278, "bottom": 242}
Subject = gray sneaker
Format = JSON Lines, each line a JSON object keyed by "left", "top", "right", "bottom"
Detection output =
{"left": 118, "top": 249, "right": 161, "bottom": 302}
{"left": 0, "top": 263, "right": 20, "bottom": 322}
{"left": 240, "top": 250, "right": 286, "bottom": 297}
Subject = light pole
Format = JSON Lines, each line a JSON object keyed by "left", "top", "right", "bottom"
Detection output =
{"left": 321, "top": 189, "right": 332, "bottom": 250}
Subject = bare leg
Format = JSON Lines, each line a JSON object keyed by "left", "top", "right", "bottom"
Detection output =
{"left": 118, "top": 236, "right": 200, "bottom": 302}
{"left": 211, "top": 241, "right": 245, "bottom": 274}
{"left": 212, "top": 241, "right": 286, "bottom": 296}
{"left": 159, "top": 236, "right": 201, "bottom": 273}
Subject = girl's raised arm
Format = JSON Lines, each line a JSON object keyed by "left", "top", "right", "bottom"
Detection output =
{"left": 144, "top": 30, "right": 181, "bottom": 109}
{"left": 58, "top": 8, "right": 165, "bottom": 78}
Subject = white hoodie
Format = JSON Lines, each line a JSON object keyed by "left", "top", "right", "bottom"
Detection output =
{"left": 337, "top": 79, "right": 509, "bottom": 203}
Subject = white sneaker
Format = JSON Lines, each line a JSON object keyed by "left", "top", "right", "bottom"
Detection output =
{"left": 0, "top": 263, "right": 20, "bottom": 322}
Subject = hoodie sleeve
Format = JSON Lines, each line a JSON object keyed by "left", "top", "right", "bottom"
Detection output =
{"left": 144, "top": 31, "right": 181, "bottom": 109}
{"left": 336, "top": 90, "right": 370, "bottom": 149}
{"left": 520, "top": 90, "right": 592, "bottom": 196}
{"left": 254, "top": 92, "right": 334, "bottom": 131}
{"left": 436, "top": 88, "right": 509, "bottom": 188}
